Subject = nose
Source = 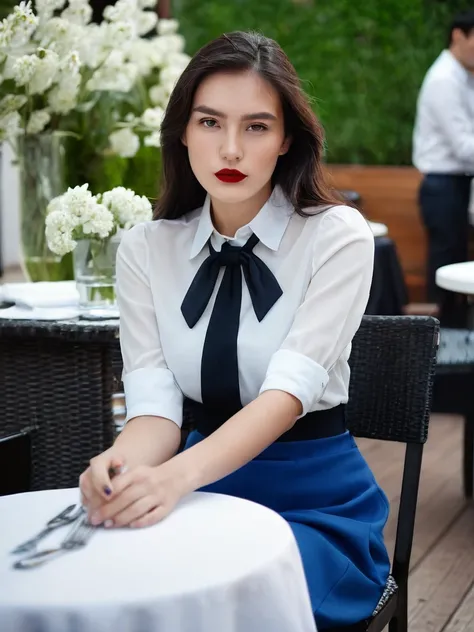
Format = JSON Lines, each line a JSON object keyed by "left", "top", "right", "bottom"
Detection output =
{"left": 220, "top": 129, "right": 243, "bottom": 162}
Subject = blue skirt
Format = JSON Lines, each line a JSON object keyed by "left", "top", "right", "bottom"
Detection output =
{"left": 184, "top": 429, "right": 390, "bottom": 630}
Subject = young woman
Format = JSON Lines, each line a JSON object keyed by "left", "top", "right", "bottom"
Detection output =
{"left": 79, "top": 30, "right": 390, "bottom": 629}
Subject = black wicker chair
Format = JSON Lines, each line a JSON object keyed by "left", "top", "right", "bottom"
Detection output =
{"left": 0, "top": 319, "right": 119, "bottom": 491}
{"left": 431, "top": 327, "right": 474, "bottom": 498}
{"left": 328, "top": 315, "right": 439, "bottom": 632}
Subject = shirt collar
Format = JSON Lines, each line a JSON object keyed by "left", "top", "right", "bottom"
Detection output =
{"left": 440, "top": 49, "right": 471, "bottom": 83}
{"left": 189, "top": 185, "right": 293, "bottom": 259}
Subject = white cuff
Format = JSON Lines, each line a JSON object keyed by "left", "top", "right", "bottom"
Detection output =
{"left": 123, "top": 367, "right": 183, "bottom": 428}
{"left": 259, "top": 349, "right": 329, "bottom": 417}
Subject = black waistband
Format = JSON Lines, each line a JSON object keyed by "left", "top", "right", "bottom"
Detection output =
{"left": 184, "top": 399, "right": 346, "bottom": 442}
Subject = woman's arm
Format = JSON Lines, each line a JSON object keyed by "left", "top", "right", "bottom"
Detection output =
{"left": 113, "top": 415, "right": 182, "bottom": 469}
{"left": 172, "top": 390, "right": 300, "bottom": 492}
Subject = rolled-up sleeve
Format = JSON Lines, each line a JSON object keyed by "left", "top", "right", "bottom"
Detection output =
{"left": 259, "top": 208, "right": 374, "bottom": 415}
{"left": 116, "top": 224, "right": 183, "bottom": 427}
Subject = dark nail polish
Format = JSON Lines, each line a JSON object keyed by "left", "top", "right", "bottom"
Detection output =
{"left": 104, "top": 486, "right": 112, "bottom": 496}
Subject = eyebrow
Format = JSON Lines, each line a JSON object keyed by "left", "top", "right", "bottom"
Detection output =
{"left": 192, "top": 105, "right": 277, "bottom": 121}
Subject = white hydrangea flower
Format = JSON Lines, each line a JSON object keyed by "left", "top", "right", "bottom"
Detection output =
{"left": 136, "top": 10, "right": 158, "bottom": 36}
{"left": 128, "top": 39, "right": 156, "bottom": 76}
{"left": 76, "top": 22, "right": 103, "bottom": 68}
{"left": 0, "top": 110, "right": 21, "bottom": 140}
{"left": 38, "top": 17, "right": 82, "bottom": 58}
{"left": 100, "top": 20, "right": 136, "bottom": 51}
{"left": 45, "top": 209, "right": 77, "bottom": 255}
{"left": 11, "top": 54, "right": 39, "bottom": 86}
{"left": 141, "top": 106, "right": 164, "bottom": 130}
{"left": 149, "top": 83, "right": 168, "bottom": 106}
{"left": 101, "top": 186, "right": 152, "bottom": 228}
{"left": 28, "top": 48, "right": 59, "bottom": 95}
{"left": 144, "top": 131, "right": 161, "bottom": 148}
{"left": 157, "top": 19, "right": 179, "bottom": 36}
{"left": 60, "top": 49, "right": 80, "bottom": 73}
{"left": 48, "top": 73, "right": 80, "bottom": 113}
{"left": 160, "top": 63, "right": 186, "bottom": 94}
{"left": 159, "top": 33, "right": 185, "bottom": 55}
{"left": 103, "top": 0, "right": 137, "bottom": 23}
{"left": 0, "top": 2, "right": 38, "bottom": 50}
{"left": 165, "top": 51, "right": 190, "bottom": 68}
{"left": 26, "top": 109, "right": 51, "bottom": 133}
{"left": 81, "top": 201, "right": 114, "bottom": 238}
{"left": 87, "top": 60, "right": 138, "bottom": 92}
{"left": 109, "top": 128, "right": 140, "bottom": 158}
{"left": 137, "top": 0, "right": 155, "bottom": 8}
{"left": 35, "top": 0, "right": 66, "bottom": 22}
{"left": 0, "top": 94, "right": 27, "bottom": 116}
{"left": 61, "top": 0, "right": 92, "bottom": 26}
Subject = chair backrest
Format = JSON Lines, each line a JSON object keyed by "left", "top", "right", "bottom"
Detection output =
{"left": 347, "top": 315, "right": 440, "bottom": 444}
{"left": 346, "top": 315, "right": 439, "bottom": 629}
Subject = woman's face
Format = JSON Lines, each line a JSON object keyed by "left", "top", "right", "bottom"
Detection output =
{"left": 183, "top": 70, "right": 290, "bottom": 206}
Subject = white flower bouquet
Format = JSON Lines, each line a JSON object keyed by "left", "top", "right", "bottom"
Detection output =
{"left": 44, "top": 183, "right": 152, "bottom": 315}
{"left": 0, "top": 0, "right": 189, "bottom": 154}
{"left": 45, "top": 183, "right": 152, "bottom": 256}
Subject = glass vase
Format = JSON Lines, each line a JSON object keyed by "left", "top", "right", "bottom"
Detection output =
{"left": 73, "top": 234, "right": 121, "bottom": 320}
{"left": 17, "top": 133, "right": 73, "bottom": 282}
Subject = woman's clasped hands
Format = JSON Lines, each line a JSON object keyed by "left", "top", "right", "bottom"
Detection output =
{"left": 79, "top": 448, "right": 189, "bottom": 529}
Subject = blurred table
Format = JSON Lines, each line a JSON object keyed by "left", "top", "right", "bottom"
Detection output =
{"left": 436, "top": 262, "right": 474, "bottom": 296}
{"left": 368, "top": 221, "right": 388, "bottom": 238}
{"left": 436, "top": 261, "right": 474, "bottom": 328}
{"left": 0, "top": 488, "right": 317, "bottom": 632}
{"left": 366, "top": 237, "right": 408, "bottom": 316}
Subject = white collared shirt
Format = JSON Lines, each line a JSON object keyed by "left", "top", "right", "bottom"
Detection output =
{"left": 413, "top": 50, "right": 474, "bottom": 174}
{"left": 117, "top": 187, "right": 375, "bottom": 427}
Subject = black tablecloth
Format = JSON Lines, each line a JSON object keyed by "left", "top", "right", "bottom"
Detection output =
{"left": 366, "top": 237, "right": 408, "bottom": 316}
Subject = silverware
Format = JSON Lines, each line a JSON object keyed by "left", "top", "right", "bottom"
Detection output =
{"left": 11, "top": 504, "right": 83, "bottom": 554}
{"left": 13, "top": 512, "right": 96, "bottom": 570}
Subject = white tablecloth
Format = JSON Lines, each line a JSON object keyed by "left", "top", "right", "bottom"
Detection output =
{"left": 0, "top": 488, "right": 316, "bottom": 632}
{"left": 436, "top": 261, "right": 474, "bottom": 295}
{"left": 368, "top": 221, "right": 388, "bottom": 238}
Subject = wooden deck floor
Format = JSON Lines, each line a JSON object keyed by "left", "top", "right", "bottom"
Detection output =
{"left": 358, "top": 413, "right": 474, "bottom": 631}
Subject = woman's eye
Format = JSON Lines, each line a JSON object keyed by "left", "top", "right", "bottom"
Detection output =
{"left": 249, "top": 124, "right": 267, "bottom": 132}
{"left": 201, "top": 119, "right": 218, "bottom": 128}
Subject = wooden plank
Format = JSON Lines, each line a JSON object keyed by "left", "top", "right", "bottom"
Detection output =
{"left": 443, "top": 582, "right": 474, "bottom": 632}
{"left": 326, "top": 164, "right": 425, "bottom": 301}
{"left": 359, "top": 414, "right": 465, "bottom": 566}
{"left": 408, "top": 506, "right": 474, "bottom": 632}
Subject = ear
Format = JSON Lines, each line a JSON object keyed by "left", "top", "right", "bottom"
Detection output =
{"left": 181, "top": 131, "right": 188, "bottom": 147}
{"left": 279, "top": 135, "right": 292, "bottom": 156}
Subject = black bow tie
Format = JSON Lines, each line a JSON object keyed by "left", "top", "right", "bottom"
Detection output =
{"left": 181, "top": 233, "right": 283, "bottom": 413}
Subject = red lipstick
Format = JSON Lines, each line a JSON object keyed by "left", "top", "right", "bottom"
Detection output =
{"left": 215, "top": 169, "right": 247, "bottom": 183}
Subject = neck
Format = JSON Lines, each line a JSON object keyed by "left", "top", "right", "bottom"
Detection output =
{"left": 210, "top": 184, "right": 272, "bottom": 237}
{"left": 449, "top": 46, "right": 470, "bottom": 72}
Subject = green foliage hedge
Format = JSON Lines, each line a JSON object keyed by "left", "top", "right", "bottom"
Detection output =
{"left": 174, "top": 0, "right": 472, "bottom": 165}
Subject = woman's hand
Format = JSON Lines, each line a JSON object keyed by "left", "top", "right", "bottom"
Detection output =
{"left": 87, "top": 461, "right": 190, "bottom": 529}
{"left": 79, "top": 447, "right": 126, "bottom": 514}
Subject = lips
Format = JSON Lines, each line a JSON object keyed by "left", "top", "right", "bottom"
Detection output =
{"left": 215, "top": 169, "right": 247, "bottom": 183}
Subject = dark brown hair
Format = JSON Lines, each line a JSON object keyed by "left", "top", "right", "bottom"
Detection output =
{"left": 154, "top": 30, "right": 344, "bottom": 220}
{"left": 449, "top": 10, "right": 474, "bottom": 46}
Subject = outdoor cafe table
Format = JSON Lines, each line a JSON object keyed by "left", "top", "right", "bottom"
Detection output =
{"left": 0, "top": 487, "right": 316, "bottom": 632}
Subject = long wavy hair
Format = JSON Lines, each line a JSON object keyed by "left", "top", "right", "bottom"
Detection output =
{"left": 154, "top": 31, "right": 344, "bottom": 220}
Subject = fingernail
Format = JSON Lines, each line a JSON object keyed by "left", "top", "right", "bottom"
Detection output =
{"left": 104, "top": 486, "right": 112, "bottom": 496}
{"left": 90, "top": 514, "right": 101, "bottom": 526}
{"left": 104, "top": 519, "right": 114, "bottom": 528}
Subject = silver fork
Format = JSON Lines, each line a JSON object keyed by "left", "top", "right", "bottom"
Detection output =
{"left": 11, "top": 504, "right": 83, "bottom": 554}
{"left": 13, "top": 512, "right": 96, "bottom": 570}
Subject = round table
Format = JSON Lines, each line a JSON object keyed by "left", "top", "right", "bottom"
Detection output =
{"left": 436, "top": 261, "right": 474, "bottom": 295}
{"left": 368, "top": 221, "right": 388, "bottom": 238}
{"left": 0, "top": 488, "right": 317, "bottom": 632}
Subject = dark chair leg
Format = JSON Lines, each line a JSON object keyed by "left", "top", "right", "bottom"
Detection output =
{"left": 463, "top": 415, "right": 474, "bottom": 499}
